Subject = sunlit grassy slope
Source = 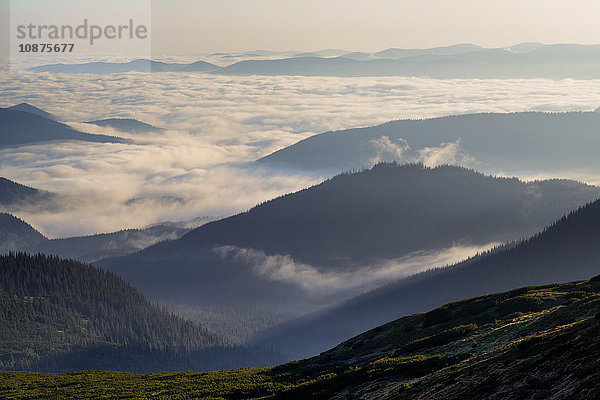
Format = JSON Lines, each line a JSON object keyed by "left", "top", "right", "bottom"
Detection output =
{"left": 2, "top": 275, "right": 600, "bottom": 399}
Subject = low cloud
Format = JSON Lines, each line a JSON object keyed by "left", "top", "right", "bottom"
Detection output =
{"left": 0, "top": 139, "right": 319, "bottom": 237}
{"left": 417, "top": 139, "right": 478, "bottom": 168}
{"left": 214, "top": 243, "right": 501, "bottom": 295}
{"left": 369, "top": 136, "right": 410, "bottom": 164}
{"left": 368, "top": 136, "right": 478, "bottom": 168}
{"left": 3, "top": 73, "right": 600, "bottom": 149}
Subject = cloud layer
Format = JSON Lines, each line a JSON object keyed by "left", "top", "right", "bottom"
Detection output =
{"left": 2, "top": 72, "right": 600, "bottom": 236}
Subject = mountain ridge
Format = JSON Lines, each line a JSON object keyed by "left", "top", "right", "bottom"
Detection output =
{"left": 258, "top": 111, "right": 600, "bottom": 174}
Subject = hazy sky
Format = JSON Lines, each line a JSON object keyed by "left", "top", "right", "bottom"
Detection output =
{"left": 1, "top": 0, "right": 599, "bottom": 57}
{"left": 151, "top": 0, "right": 600, "bottom": 54}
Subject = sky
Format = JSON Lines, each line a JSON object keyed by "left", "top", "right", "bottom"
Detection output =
{"left": 2, "top": 0, "right": 600, "bottom": 287}
{"left": 150, "top": 0, "right": 600, "bottom": 54}
{"left": 2, "top": 0, "right": 600, "bottom": 58}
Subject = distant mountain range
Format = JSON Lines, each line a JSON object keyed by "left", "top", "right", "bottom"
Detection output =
{"left": 212, "top": 45, "right": 600, "bottom": 78}
{"left": 0, "top": 253, "right": 282, "bottom": 373}
{"left": 0, "top": 107, "right": 127, "bottom": 147}
{"left": 97, "top": 164, "right": 600, "bottom": 339}
{"left": 30, "top": 59, "right": 219, "bottom": 73}
{"left": 255, "top": 196, "right": 600, "bottom": 359}
{"left": 258, "top": 111, "right": 600, "bottom": 175}
{"left": 374, "top": 43, "right": 486, "bottom": 58}
{"left": 28, "top": 44, "right": 600, "bottom": 78}
{"left": 178, "top": 163, "right": 599, "bottom": 269}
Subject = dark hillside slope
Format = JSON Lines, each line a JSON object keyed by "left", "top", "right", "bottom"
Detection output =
{"left": 256, "top": 198, "right": 600, "bottom": 358}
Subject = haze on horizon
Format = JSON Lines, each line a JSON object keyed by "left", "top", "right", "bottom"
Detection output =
{"left": 150, "top": 0, "right": 600, "bottom": 54}
{"left": 2, "top": 0, "right": 600, "bottom": 57}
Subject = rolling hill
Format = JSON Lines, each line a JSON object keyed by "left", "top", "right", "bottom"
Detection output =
{"left": 258, "top": 111, "right": 600, "bottom": 175}
{"left": 3, "top": 275, "right": 600, "bottom": 398}
{"left": 0, "top": 108, "right": 127, "bottom": 147}
{"left": 0, "top": 253, "right": 282, "bottom": 373}
{"left": 98, "top": 164, "right": 600, "bottom": 335}
{"left": 254, "top": 197, "right": 600, "bottom": 359}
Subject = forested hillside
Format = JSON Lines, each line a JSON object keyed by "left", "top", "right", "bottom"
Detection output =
{"left": 7, "top": 103, "right": 56, "bottom": 120}
{"left": 0, "top": 253, "right": 282, "bottom": 372}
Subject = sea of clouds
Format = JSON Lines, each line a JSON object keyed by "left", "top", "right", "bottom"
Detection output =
{"left": 2, "top": 72, "right": 600, "bottom": 238}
